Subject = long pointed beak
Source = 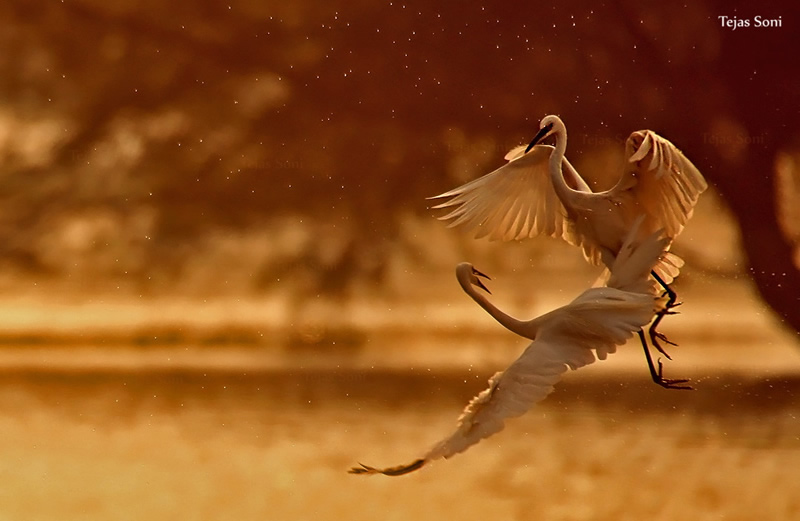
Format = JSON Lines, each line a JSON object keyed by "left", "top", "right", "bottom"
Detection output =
{"left": 471, "top": 267, "right": 492, "bottom": 294}
{"left": 524, "top": 123, "right": 554, "bottom": 153}
{"left": 472, "top": 267, "right": 491, "bottom": 280}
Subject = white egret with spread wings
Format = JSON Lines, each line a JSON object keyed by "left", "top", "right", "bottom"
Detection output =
{"left": 350, "top": 222, "right": 673, "bottom": 476}
{"left": 430, "top": 115, "right": 707, "bottom": 386}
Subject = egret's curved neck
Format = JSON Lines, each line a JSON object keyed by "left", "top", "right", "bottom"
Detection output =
{"left": 549, "top": 125, "right": 573, "bottom": 201}
{"left": 459, "top": 279, "right": 540, "bottom": 340}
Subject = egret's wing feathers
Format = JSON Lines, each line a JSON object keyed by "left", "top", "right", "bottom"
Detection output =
{"left": 349, "top": 213, "right": 669, "bottom": 477}
{"left": 613, "top": 130, "right": 708, "bottom": 239}
{"left": 607, "top": 218, "right": 669, "bottom": 294}
{"left": 652, "top": 250, "right": 684, "bottom": 286}
{"left": 353, "top": 280, "right": 659, "bottom": 476}
{"left": 430, "top": 145, "right": 574, "bottom": 242}
{"left": 423, "top": 285, "right": 655, "bottom": 463}
{"left": 425, "top": 223, "right": 667, "bottom": 463}
{"left": 556, "top": 289, "right": 658, "bottom": 352}
{"left": 424, "top": 337, "right": 594, "bottom": 461}
{"left": 504, "top": 144, "right": 528, "bottom": 161}
{"left": 345, "top": 337, "right": 580, "bottom": 476}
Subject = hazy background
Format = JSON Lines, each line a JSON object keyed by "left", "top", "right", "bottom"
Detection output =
{"left": 0, "top": 1, "right": 799, "bottom": 520}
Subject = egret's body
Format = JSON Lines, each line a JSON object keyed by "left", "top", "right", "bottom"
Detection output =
{"left": 350, "top": 223, "right": 669, "bottom": 476}
{"left": 431, "top": 115, "right": 707, "bottom": 378}
{"left": 432, "top": 115, "right": 707, "bottom": 281}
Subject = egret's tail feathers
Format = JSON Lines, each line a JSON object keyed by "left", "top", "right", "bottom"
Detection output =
{"left": 593, "top": 244, "right": 677, "bottom": 293}
{"left": 608, "top": 219, "right": 669, "bottom": 294}
{"left": 348, "top": 458, "right": 426, "bottom": 477}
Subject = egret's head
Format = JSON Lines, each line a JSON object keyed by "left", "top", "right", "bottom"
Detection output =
{"left": 525, "top": 115, "right": 561, "bottom": 153}
{"left": 455, "top": 262, "right": 492, "bottom": 294}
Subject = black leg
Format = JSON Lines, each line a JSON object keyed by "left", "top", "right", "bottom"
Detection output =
{"left": 649, "top": 271, "right": 681, "bottom": 357}
{"left": 637, "top": 331, "right": 692, "bottom": 390}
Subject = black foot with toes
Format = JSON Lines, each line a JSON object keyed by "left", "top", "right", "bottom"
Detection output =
{"left": 653, "top": 358, "right": 692, "bottom": 390}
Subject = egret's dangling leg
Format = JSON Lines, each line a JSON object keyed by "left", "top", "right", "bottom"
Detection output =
{"left": 648, "top": 271, "right": 681, "bottom": 357}
{"left": 637, "top": 331, "right": 692, "bottom": 390}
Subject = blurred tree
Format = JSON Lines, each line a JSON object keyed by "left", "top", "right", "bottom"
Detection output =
{"left": 0, "top": 1, "right": 797, "bottom": 333}
{"left": 606, "top": 0, "right": 800, "bottom": 334}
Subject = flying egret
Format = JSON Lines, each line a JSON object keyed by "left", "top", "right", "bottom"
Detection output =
{"left": 350, "top": 223, "right": 678, "bottom": 477}
{"left": 430, "top": 115, "right": 707, "bottom": 382}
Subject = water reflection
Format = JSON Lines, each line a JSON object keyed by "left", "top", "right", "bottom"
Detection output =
{"left": 0, "top": 337, "right": 798, "bottom": 520}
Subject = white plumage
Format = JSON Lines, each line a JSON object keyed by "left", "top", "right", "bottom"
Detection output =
{"left": 431, "top": 114, "right": 707, "bottom": 372}
{"left": 430, "top": 115, "right": 707, "bottom": 285}
{"left": 350, "top": 220, "right": 668, "bottom": 476}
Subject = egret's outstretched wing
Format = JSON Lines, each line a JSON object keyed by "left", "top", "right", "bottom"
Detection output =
{"left": 350, "top": 286, "right": 656, "bottom": 476}
{"left": 348, "top": 220, "right": 667, "bottom": 477}
{"left": 652, "top": 250, "right": 684, "bottom": 286}
{"left": 349, "top": 336, "right": 596, "bottom": 476}
{"left": 429, "top": 145, "right": 576, "bottom": 242}
{"left": 424, "top": 335, "right": 598, "bottom": 462}
{"left": 505, "top": 145, "right": 592, "bottom": 193}
{"left": 610, "top": 130, "right": 708, "bottom": 239}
